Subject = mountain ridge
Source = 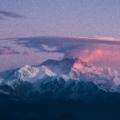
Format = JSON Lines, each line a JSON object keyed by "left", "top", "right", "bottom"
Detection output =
{"left": 0, "top": 58, "right": 120, "bottom": 102}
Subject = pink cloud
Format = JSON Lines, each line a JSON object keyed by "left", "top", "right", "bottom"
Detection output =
{"left": 63, "top": 36, "right": 119, "bottom": 41}
{"left": 0, "top": 49, "right": 16, "bottom": 55}
{"left": 65, "top": 44, "right": 120, "bottom": 71}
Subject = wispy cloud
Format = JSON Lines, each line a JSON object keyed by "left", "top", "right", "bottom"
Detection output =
{"left": 42, "top": 44, "right": 58, "bottom": 52}
{"left": 65, "top": 36, "right": 119, "bottom": 41}
{"left": 0, "top": 11, "right": 26, "bottom": 19}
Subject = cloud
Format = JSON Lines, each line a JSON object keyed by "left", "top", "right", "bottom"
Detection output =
{"left": 0, "top": 49, "right": 18, "bottom": 55}
{"left": 0, "top": 11, "right": 26, "bottom": 19}
{"left": 66, "top": 45, "right": 120, "bottom": 63}
{"left": 42, "top": 44, "right": 58, "bottom": 51}
{"left": 64, "top": 42, "right": 120, "bottom": 71}
{"left": 6, "top": 36, "right": 120, "bottom": 72}
{"left": 66, "top": 36, "right": 119, "bottom": 41}
{"left": 91, "top": 36, "right": 118, "bottom": 41}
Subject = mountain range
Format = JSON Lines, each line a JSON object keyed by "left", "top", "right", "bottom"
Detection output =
{"left": 0, "top": 58, "right": 120, "bottom": 103}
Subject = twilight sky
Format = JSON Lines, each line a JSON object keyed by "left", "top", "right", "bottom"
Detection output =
{"left": 0, "top": 0, "right": 120, "bottom": 38}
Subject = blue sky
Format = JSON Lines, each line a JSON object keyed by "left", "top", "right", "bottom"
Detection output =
{"left": 0, "top": 0, "right": 120, "bottom": 38}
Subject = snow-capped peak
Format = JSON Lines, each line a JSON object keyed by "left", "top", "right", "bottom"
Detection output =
{"left": 15, "top": 65, "right": 39, "bottom": 81}
{"left": 0, "top": 58, "right": 120, "bottom": 95}
{"left": 41, "top": 66, "right": 57, "bottom": 77}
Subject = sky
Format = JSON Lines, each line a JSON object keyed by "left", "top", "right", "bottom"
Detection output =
{"left": 0, "top": 0, "right": 120, "bottom": 38}
{"left": 1, "top": 0, "right": 120, "bottom": 72}
{"left": 0, "top": 36, "right": 120, "bottom": 72}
